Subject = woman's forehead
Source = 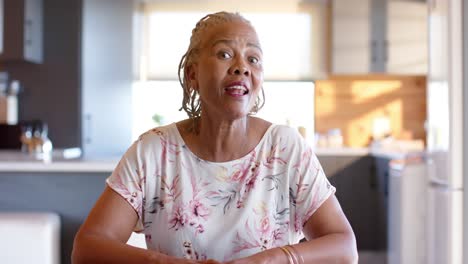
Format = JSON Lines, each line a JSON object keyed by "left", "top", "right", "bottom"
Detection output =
{"left": 200, "top": 20, "right": 260, "bottom": 48}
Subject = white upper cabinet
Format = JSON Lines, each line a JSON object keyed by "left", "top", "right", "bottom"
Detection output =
{"left": 386, "top": 1, "right": 428, "bottom": 74}
{"left": 332, "top": 0, "right": 371, "bottom": 74}
{"left": 331, "top": 0, "right": 428, "bottom": 75}
{"left": 427, "top": 0, "right": 448, "bottom": 82}
{"left": 0, "top": 0, "right": 43, "bottom": 63}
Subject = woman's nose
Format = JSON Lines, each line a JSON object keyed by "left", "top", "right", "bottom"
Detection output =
{"left": 230, "top": 60, "right": 250, "bottom": 76}
{"left": 234, "top": 67, "right": 249, "bottom": 76}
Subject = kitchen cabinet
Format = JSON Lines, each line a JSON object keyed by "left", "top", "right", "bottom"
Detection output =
{"left": 331, "top": 0, "right": 371, "bottom": 74}
{"left": 319, "top": 154, "right": 387, "bottom": 250}
{"left": 81, "top": 0, "right": 133, "bottom": 156}
{"left": 386, "top": 1, "right": 428, "bottom": 74}
{"left": 0, "top": 0, "right": 43, "bottom": 63}
{"left": 373, "top": 156, "right": 391, "bottom": 250}
{"left": 331, "top": 0, "right": 427, "bottom": 74}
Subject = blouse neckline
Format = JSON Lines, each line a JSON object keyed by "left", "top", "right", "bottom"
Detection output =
{"left": 171, "top": 122, "right": 276, "bottom": 165}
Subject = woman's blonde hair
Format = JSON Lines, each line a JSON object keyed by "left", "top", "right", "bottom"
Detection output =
{"left": 178, "top": 11, "right": 265, "bottom": 121}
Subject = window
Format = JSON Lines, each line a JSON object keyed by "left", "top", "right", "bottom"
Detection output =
{"left": 133, "top": 9, "right": 322, "bottom": 144}
{"left": 132, "top": 80, "right": 315, "bottom": 140}
{"left": 141, "top": 12, "right": 313, "bottom": 80}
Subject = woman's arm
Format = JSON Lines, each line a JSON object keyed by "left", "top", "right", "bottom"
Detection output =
{"left": 293, "top": 194, "right": 358, "bottom": 263}
{"left": 72, "top": 186, "right": 199, "bottom": 264}
{"left": 227, "top": 194, "right": 358, "bottom": 264}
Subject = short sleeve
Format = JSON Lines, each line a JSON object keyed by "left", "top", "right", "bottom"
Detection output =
{"left": 290, "top": 143, "right": 336, "bottom": 236}
{"left": 106, "top": 139, "right": 146, "bottom": 232}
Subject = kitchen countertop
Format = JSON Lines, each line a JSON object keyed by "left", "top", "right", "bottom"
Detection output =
{"left": 0, "top": 147, "right": 422, "bottom": 173}
{"left": 314, "top": 147, "right": 369, "bottom": 156}
{"left": 0, "top": 159, "right": 118, "bottom": 173}
{"left": 0, "top": 150, "right": 119, "bottom": 173}
{"left": 314, "top": 147, "right": 423, "bottom": 160}
{"left": 369, "top": 149, "right": 415, "bottom": 160}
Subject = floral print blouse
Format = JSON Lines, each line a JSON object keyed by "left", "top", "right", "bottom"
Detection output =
{"left": 106, "top": 123, "right": 335, "bottom": 261}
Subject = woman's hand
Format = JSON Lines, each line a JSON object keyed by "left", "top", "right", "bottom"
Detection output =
{"left": 161, "top": 255, "right": 206, "bottom": 264}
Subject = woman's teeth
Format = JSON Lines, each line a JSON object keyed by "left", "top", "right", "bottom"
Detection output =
{"left": 225, "top": 86, "right": 248, "bottom": 95}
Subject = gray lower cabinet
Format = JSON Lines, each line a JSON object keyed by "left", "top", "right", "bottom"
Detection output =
{"left": 374, "top": 156, "right": 391, "bottom": 250}
{"left": 318, "top": 155, "right": 389, "bottom": 251}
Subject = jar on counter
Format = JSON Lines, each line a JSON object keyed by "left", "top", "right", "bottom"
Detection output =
{"left": 327, "top": 128, "right": 343, "bottom": 148}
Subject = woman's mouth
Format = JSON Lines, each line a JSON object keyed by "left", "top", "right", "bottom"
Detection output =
{"left": 225, "top": 85, "right": 249, "bottom": 96}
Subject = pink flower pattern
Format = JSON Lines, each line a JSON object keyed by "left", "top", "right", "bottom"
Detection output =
{"left": 169, "top": 204, "right": 189, "bottom": 230}
{"left": 106, "top": 123, "right": 335, "bottom": 261}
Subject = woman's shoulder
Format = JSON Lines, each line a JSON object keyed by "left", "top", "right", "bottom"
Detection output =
{"left": 263, "top": 122, "right": 313, "bottom": 152}
{"left": 248, "top": 116, "right": 304, "bottom": 144}
{"left": 267, "top": 123, "right": 304, "bottom": 141}
{"left": 135, "top": 123, "right": 179, "bottom": 146}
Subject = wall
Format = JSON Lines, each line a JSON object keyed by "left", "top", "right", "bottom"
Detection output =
{"left": 315, "top": 75, "right": 427, "bottom": 147}
{"left": 2, "top": 0, "right": 82, "bottom": 148}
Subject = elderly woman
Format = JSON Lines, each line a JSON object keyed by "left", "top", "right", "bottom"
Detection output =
{"left": 72, "top": 11, "right": 358, "bottom": 264}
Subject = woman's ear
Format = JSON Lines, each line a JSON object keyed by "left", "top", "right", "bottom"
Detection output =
{"left": 187, "top": 64, "right": 198, "bottom": 91}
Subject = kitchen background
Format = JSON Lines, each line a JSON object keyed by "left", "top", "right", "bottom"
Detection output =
{"left": 0, "top": 0, "right": 466, "bottom": 264}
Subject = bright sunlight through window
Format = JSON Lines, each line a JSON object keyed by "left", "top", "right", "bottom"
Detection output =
{"left": 132, "top": 81, "right": 315, "bottom": 141}
{"left": 143, "top": 12, "right": 313, "bottom": 80}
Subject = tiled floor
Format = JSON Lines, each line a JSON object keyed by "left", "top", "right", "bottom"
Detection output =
{"left": 358, "top": 251, "right": 387, "bottom": 264}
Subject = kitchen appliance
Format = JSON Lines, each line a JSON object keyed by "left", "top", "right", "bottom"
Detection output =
{"left": 388, "top": 155, "right": 428, "bottom": 264}
{"left": 425, "top": 0, "right": 465, "bottom": 263}
{"left": 389, "top": 1, "right": 467, "bottom": 263}
{"left": 0, "top": 124, "right": 22, "bottom": 149}
{"left": 0, "top": 120, "right": 50, "bottom": 151}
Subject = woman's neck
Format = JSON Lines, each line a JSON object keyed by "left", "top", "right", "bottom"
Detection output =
{"left": 177, "top": 114, "right": 271, "bottom": 162}
{"left": 195, "top": 115, "right": 252, "bottom": 162}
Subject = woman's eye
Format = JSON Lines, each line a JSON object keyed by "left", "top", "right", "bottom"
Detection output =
{"left": 249, "top": 56, "right": 260, "bottom": 64}
{"left": 218, "top": 52, "right": 231, "bottom": 59}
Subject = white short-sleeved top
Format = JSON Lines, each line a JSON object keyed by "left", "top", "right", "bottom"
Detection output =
{"left": 106, "top": 123, "right": 335, "bottom": 261}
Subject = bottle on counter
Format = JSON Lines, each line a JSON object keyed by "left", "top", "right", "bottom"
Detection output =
{"left": 0, "top": 79, "right": 20, "bottom": 125}
{"left": 31, "top": 121, "right": 53, "bottom": 162}
{"left": 40, "top": 123, "right": 53, "bottom": 162}
{"left": 20, "top": 123, "right": 33, "bottom": 153}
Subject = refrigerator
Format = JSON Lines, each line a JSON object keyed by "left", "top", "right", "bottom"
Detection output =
{"left": 388, "top": 155, "right": 428, "bottom": 264}
{"left": 425, "top": 0, "right": 465, "bottom": 263}
{"left": 389, "top": 0, "right": 467, "bottom": 263}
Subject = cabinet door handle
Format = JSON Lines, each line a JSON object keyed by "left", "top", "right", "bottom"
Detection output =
{"left": 369, "top": 163, "right": 377, "bottom": 189}
{"left": 371, "top": 40, "right": 378, "bottom": 63}
{"left": 384, "top": 171, "right": 389, "bottom": 196}
{"left": 369, "top": 172, "right": 377, "bottom": 189}
{"left": 85, "top": 114, "right": 92, "bottom": 144}
{"left": 383, "top": 39, "right": 388, "bottom": 63}
{"left": 24, "top": 19, "right": 33, "bottom": 46}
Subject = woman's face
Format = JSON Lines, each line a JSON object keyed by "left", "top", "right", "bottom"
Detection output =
{"left": 189, "top": 20, "right": 264, "bottom": 120}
